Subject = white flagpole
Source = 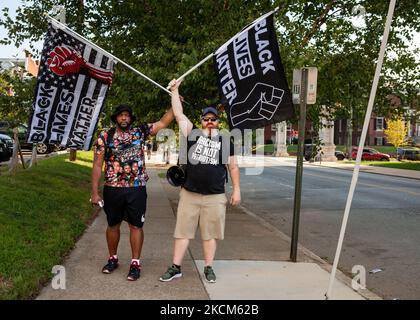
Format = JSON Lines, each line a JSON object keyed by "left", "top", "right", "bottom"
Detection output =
{"left": 167, "top": 6, "right": 280, "bottom": 89}
{"left": 45, "top": 14, "right": 173, "bottom": 96}
{"left": 166, "top": 53, "right": 213, "bottom": 89}
{"left": 325, "top": 0, "right": 397, "bottom": 300}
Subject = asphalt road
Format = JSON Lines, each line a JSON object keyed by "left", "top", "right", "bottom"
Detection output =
{"left": 237, "top": 163, "right": 420, "bottom": 300}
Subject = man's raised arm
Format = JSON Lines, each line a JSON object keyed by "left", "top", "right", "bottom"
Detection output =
{"left": 168, "top": 79, "right": 193, "bottom": 137}
{"left": 149, "top": 107, "right": 175, "bottom": 136}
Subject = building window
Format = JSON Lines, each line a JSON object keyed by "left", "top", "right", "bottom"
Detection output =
{"left": 376, "top": 137, "right": 383, "bottom": 146}
{"left": 376, "top": 117, "right": 384, "bottom": 131}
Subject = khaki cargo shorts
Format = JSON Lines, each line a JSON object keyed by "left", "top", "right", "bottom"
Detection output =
{"left": 174, "top": 188, "right": 228, "bottom": 240}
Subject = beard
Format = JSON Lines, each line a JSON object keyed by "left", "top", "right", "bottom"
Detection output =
{"left": 117, "top": 121, "right": 130, "bottom": 131}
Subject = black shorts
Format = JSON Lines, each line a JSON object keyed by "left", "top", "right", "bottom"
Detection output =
{"left": 103, "top": 186, "right": 147, "bottom": 228}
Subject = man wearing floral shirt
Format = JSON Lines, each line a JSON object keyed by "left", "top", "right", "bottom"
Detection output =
{"left": 91, "top": 104, "right": 174, "bottom": 281}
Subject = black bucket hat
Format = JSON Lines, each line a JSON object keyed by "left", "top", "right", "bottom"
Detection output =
{"left": 111, "top": 104, "right": 136, "bottom": 123}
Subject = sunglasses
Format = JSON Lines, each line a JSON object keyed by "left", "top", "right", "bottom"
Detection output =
{"left": 202, "top": 117, "right": 219, "bottom": 122}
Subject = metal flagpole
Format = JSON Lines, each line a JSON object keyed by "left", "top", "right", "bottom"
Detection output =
{"left": 167, "top": 6, "right": 280, "bottom": 89}
{"left": 290, "top": 67, "right": 308, "bottom": 262}
{"left": 45, "top": 14, "right": 173, "bottom": 96}
{"left": 325, "top": 0, "right": 397, "bottom": 300}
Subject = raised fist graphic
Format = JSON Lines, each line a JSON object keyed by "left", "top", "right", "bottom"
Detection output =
{"left": 230, "top": 82, "right": 284, "bottom": 127}
{"left": 47, "top": 45, "right": 113, "bottom": 85}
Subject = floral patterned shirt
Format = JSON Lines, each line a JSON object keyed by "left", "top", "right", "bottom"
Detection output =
{"left": 94, "top": 125, "right": 151, "bottom": 187}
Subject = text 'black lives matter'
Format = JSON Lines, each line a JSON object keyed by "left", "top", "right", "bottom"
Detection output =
{"left": 213, "top": 11, "right": 294, "bottom": 131}
{"left": 27, "top": 21, "right": 114, "bottom": 150}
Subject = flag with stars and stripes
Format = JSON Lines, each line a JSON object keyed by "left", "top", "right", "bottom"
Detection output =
{"left": 27, "top": 21, "right": 115, "bottom": 150}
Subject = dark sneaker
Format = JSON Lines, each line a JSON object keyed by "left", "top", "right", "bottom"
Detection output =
{"left": 102, "top": 257, "right": 119, "bottom": 274}
{"left": 159, "top": 265, "right": 182, "bottom": 282}
{"left": 127, "top": 261, "right": 141, "bottom": 281}
{"left": 204, "top": 266, "right": 216, "bottom": 283}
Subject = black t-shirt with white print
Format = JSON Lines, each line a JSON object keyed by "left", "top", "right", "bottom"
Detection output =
{"left": 182, "top": 128, "right": 234, "bottom": 195}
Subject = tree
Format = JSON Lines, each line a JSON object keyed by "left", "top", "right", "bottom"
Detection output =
{"left": 384, "top": 116, "right": 408, "bottom": 147}
{"left": 1, "top": 0, "right": 419, "bottom": 130}
{"left": 0, "top": 70, "right": 36, "bottom": 128}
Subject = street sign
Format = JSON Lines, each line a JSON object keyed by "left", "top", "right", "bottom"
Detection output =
{"left": 292, "top": 69, "right": 301, "bottom": 104}
{"left": 292, "top": 67, "right": 318, "bottom": 105}
{"left": 306, "top": 67, "right": 318, "bottom": 104}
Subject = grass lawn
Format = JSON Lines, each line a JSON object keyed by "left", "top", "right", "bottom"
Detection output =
{"left": 366, "top": 160, "right": 420, "bottom": 171}
{"left": 253, "top": 144, "right": 275, "bottom": 153}
{"left": 340, "top": 159, "right": 420, "bottom": 170}
{"left": 0, "top": 151, "right": 97, "bottom": 299}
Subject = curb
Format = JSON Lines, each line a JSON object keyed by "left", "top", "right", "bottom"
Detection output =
{"left": 237, "top": 204, "right": 383, "bottom": 300}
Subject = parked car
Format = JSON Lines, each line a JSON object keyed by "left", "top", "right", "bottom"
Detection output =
{"left": 396, "top": 148, "right": 420, "bottom": 161}
{"left": 351, "top": 147, "right": 390, "bottom": 161}
{"left": 0, "top": 133, "right": 14, "bottom": 161}
{"left": 304, "top": 144, "right": 347, "bottom": 161}
{"left": 335, "top": 150, "right": 346, "bottom": 161}
{"left": 0, "top": 121, "right": 58, "bottom": 154}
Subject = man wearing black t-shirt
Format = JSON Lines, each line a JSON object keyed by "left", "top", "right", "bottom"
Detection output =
{"left": 160, "top": 79, "right": 241, "bottom": 283}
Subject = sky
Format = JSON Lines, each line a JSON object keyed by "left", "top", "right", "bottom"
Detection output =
{"left": 0, "top": 0, "right": 43, "bottom": 59}
{"left": 1, "top": 0, "right": 419, "bottom": 61}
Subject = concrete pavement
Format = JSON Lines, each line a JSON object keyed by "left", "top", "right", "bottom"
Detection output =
{"left": 36, "top": 153, "right": 385, "bottom": 300}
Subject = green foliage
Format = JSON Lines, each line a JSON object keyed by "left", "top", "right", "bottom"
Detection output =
{"left": 1, "top": 0, "right": 419, "bottom": 130}
{"left": 0, "top": 70, "right": 36, "bottom": 127}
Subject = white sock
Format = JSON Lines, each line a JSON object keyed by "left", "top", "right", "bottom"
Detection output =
{"left": 111, "top": 255, "right": 118, "bottom": 260}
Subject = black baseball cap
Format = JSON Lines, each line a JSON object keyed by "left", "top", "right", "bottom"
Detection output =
{"left": 111, "top": 104, "right": 136, "bottom": 123}
{"left": 201, "top": 106, "right": 218, "bottom": 117}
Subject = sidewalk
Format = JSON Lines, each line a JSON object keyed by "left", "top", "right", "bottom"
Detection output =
{"left": 36, "top": 156, "right": 381, "bottom": 300}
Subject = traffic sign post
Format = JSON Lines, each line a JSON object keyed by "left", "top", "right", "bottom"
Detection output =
{"left": 290, "top": 67, "right": 317, "bottom": 262}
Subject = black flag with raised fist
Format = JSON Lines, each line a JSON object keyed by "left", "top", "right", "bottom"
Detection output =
{"left": 213, "top": 12, "right": 294, "bottom": 131}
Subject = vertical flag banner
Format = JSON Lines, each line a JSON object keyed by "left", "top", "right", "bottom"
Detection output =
{"left": 27, "top": 21, "right": 114, "bottom": 150}
{"left": 213, "top": 13, "right": 294, "bottom": 130}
